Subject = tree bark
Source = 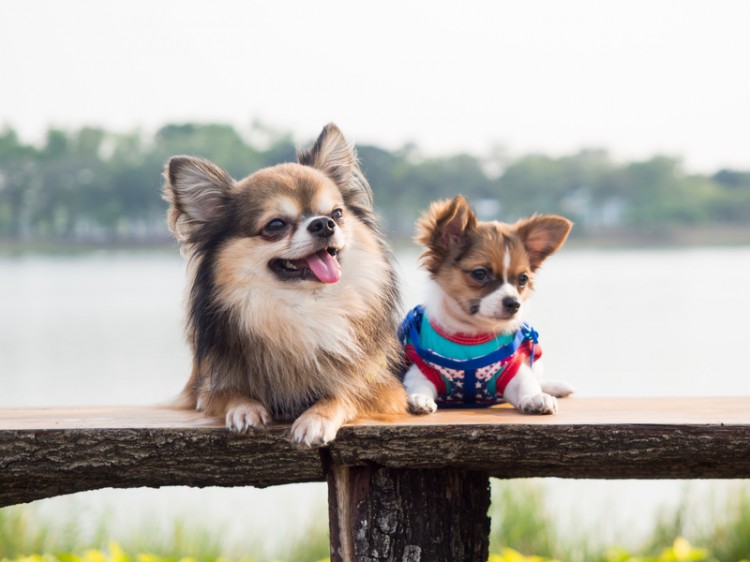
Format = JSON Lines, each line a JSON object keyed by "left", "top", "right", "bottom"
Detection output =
{"left": 327, "top": 458, "right": 490, "bottom": 562}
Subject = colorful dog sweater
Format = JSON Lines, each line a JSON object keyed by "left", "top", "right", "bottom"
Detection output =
{"left": 398, "top": 305, "right": 542, "bottom": 407}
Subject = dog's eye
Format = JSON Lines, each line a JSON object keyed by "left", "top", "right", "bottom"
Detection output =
{"left": 331, "top": 208, "right": 344, "bottom": 221}
{"left": 264, "top": 218, "right": 288, "bottom": 233}
{"left": 517, "top": 273, "right": 529, "bottom": 287}
{"left": 470, "top": 268, "right": 489, "bottom": 282}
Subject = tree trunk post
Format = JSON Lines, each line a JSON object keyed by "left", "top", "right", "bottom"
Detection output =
{"left": 326, "top": 459, "right": 491, "bottom": 562}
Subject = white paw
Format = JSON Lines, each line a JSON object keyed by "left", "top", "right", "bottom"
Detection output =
{"left": 291, "top": 413, "right": 341, "bottom": 447}
{"left": 518, "top": 393, "right": 558, "bottom": 415}
{"left": 541, "top": 380, "right": 576, "bottom": 398}
{"left": 407, "top": 393, "right": 438, "bottom": 415}
{"left": 225, "top": 402, "right": 271, "bottom": 433}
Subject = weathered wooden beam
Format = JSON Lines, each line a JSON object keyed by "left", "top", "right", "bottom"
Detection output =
{"left": 0, "top": 407, "right": 325, "bottom": 507}
{"left": 329, "top": 397, "right": 750, "bottom": 479}
{"left": 326, "top": 460, "right": 491, "bottom": 562}
{"left": 2, "top": 398, "right": 750, "bottom": 508}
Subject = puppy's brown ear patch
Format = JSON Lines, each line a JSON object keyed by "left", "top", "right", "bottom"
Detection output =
{"left": 163, "top": 156, "right": 233, "bottom": 241}
{"left": 514, "top": 214, "right": 573, "bottom": 271}
{"left": 416, "top": 195, "right": 477, "bottom": 274}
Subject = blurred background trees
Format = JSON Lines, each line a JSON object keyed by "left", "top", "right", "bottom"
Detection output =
{"left": 1, "top": 122, "right": 748, "bottom": 244}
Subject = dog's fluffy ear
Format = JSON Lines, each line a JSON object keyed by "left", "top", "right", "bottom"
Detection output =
{"left": 514, "top": 214, "right": 573, "bottom": 271}
{"left": 416, "top": 195, "right": 477, "bottom": 274}
{"left": 163, "top": 156, "right": 233, "bottom": 241}
{"left": 298, "top": 123, "right": 355, "bottom": 189}
{"left": 298, "top": 123, "right": 375, "bottom": 218}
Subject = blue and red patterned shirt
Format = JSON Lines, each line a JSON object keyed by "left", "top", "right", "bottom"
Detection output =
{"left": 399, "top": 305, "right": 542, "bottom": 407}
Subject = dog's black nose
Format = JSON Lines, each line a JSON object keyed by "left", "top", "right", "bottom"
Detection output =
{"left": 308, "top": 217, "right": 336, "bottom": 238}
{"left": 502, "top": 296, "right": 521, "bottom": 314}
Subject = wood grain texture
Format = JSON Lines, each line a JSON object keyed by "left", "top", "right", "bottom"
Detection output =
{"left": 329, "top": 397, "right": 750, "bottom": 479}
{"left": 2, "top": 398, "right": 750, "bottom": 507}
{"left": 326, "top": 462, "right": 490, "bottom": 562}
{"left": 0, "top": 413, "right": 325, "bottom": 507}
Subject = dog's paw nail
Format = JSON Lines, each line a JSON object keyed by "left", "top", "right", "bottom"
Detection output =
{"left": 291, "top": 414, "right": 339, "bottom": 447}
{"left": 226, "top": 403, "right": 270, "bottom": 433}
{"left": 407, "top": 394, "right": 437, "bottom": 415}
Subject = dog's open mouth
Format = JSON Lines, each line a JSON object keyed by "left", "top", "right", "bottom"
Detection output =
{"left": 269, "top": 247, "right": 341, "bottom": 284}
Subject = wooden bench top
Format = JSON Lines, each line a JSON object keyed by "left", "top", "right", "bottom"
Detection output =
{"left": 2, "top": 397, "right": 749, "bottom": 508}
{"left": 2, "top": 396, "right": 748, "bottom": 429}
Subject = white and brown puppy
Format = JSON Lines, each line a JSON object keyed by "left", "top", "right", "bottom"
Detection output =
{"left": 402, "top": 196, "right": 573, "bottom": 415}
{"left": 163, "top": 123, "right": 407, "bottom": 446}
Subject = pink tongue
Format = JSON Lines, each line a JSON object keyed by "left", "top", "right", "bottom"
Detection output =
{"left": 305, "top": 250, "right": 341, "bottom": 284}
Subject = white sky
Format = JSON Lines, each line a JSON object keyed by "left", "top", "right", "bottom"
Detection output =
{"left": 1, "top": 0, "right": 749, "bottom": 172}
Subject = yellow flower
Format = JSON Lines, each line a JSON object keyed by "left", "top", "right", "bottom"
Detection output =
{"left": 135, "top": 554, "right": 161, "bottom": 562}
{"left": 672, "top": 537, "right": 693, "bottom": 560}
{"left": 18, "top": 556, "right": 51, "bottom": 562}
{"left": 489, "top": 548, "right": 559, "bottom": 562}
{"left": 655, "top": 537, "right": 710, "bottom": 562}
{"left": 58, "top": 552, "right": 83, "bottom": 562}
{"left": 107, "top": 542, "right": 130, "bottom": 562}
{"left": 82, "top": 550, "right": 106, "bottom": 562}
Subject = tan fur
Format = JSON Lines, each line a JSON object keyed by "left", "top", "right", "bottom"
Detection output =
{"left": 415, "top": 195, "right": 477, "bottom": 275}
{"left": 163, "top": 124, "right": 406, "bottom": 446}
{"left": 405, "top": 195, "right": 574, "bottom": 416}
{"left": 417, "top": 196, "right": 572, "bottom": 334}
{"left": 164, "top": 157, "right": 234, "bottom": 242}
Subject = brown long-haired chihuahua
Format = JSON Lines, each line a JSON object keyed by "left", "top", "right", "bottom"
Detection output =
{"left": 163, "top": 124, "right": 407, "bottom": 446}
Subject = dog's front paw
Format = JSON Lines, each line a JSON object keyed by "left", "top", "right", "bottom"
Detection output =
{"left": 407, "top": 393, "right": 438, "bottom": 415}
{"left": 225, "top": 401, "right": 271, "bottom": 433}
{"left": 518, "top": 393, "right": 558, "bottom": 415}
{"left": 541, "top": 380, "right": 576, "bottom": 398}
{"left": 291, "top": 413, "right": 341, "bottom": 447}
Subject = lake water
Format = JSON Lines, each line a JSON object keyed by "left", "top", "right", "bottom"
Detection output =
{"left": 2, "top": 246, "right": 750, "bottom": 552}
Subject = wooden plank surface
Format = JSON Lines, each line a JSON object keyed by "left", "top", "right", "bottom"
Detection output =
{"left": 2, "top": 397, "right": 748, "bottom": 430}
{"left": 1, "top": 397, "right": 750, "bottom": 508}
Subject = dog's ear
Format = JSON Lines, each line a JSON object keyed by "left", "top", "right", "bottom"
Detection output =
{"left": 163, "top": 156, "right": 233, "bottom": 241}
{"left": 416, "top": 195, "right": 477, "bottom": 274}
{"left": 298, "top": 123, "right": 375, "bottom": 217}
{"left": 514, "top": 214, "right": 573, "bottom": 271}
{"left": 298, "top": 123, "right": 355, "bottom": 189}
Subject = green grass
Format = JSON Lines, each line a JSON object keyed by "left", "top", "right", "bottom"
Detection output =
{"left": 2, "top": 482, "right": 750, "bottom": 562}
{"left": 697, "top": 488, "right": 750, "bottom": 562}
{"left": 0, "top": 506, "right": 322, "bottom": 562}
{"left": 0, "top": 503, "right": 98, "bottom": 557}
{"left": 488, "top": 480, "right": 750, "bottom": 562}
{"left": 490, "top": 480, "right": 558, "bottom": 557}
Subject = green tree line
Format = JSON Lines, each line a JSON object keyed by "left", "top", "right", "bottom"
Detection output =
{"left": 1, "top": 122, "right": 749, "bottom": 243}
